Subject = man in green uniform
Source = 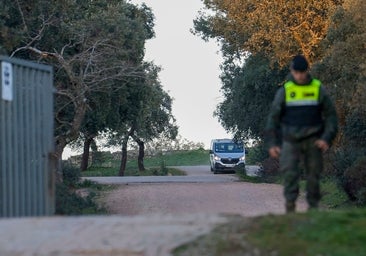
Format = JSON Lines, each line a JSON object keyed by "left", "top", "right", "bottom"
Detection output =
{"left": 266, "top": 55, "right": 338, "bottom": 213}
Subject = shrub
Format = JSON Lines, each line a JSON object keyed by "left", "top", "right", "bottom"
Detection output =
{"left": 62, "top": 162, "right": 81, "bottom": 186}
{"left": 151, "top": 160, "right": 169, "bottom": 176}
{"left": 329, "top": 148, "right": 362, "bottom": 180}
{"left": 55, "top": 183, "right": 101, "bottom": 215}
{"left": 343, "top": 157, "right": 366, "bottom": 205}
{"left": 246, "top": 143, "right": 268, "bottom": 165}
{"left": 328, "top": 147, "right": 366, "bottom": 204}
{"left": 55, "top": 162, "right": 102, "bottom": 215}
{"left": 78, "top": 179, "right": 103, "bottom": 190}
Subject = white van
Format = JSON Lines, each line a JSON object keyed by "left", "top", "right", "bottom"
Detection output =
{"left": 209, "top": 139, "right": 246, "bottom": 174}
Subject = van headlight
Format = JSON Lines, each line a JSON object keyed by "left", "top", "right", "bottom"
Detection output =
{"left": 214, "top": 155, "right": 221, "bottom": 161}
{"left": 240, "top": 156, "right": 245, "bottom": 161}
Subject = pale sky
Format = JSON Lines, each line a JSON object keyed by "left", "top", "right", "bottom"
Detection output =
{"left": 131, "top": 0, "right": 230, "bottom": 147}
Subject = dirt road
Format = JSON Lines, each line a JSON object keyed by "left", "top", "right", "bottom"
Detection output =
{"left": 0, "top": 214, "right": 227, "bottom": 256}
{"left": 104, "top": 166, "right": 307, "bottom": 216}
{"left": 0, "top": 167, "right": 307, "bottom": 256}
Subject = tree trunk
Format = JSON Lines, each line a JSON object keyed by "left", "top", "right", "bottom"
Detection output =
{"left": 137, "top": 140, "right": 145, "bottom": 171}
{"left": 54, "top": 99, "right": 87, "bottom": 182}
{"left": 80, "top": 137, "right": 93, "bottom": 171}
{"left": 90, "top": 139, "right": 99, "bottom": 166}
{"left": 54, "top": 137, "right": 67, "bottom": 183}
{"left": 132, "top": 135, "right": 145, "bottom": 171}
{"left": 119, "top": 136, "right": 129, "bottom": 176}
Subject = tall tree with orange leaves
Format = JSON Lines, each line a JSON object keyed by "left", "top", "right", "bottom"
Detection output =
{"left": 193, "top": 0, "right": 342, "bottom": 141}
{"left": 194, "top": 0, "right": 342, "bottom": 65}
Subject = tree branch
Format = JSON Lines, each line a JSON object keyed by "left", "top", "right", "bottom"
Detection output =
{"left": 15, "top": 0, "right": 28, "bottom": 35}
{"left": 10, "top": 16, "right": 53, "bottom": 58}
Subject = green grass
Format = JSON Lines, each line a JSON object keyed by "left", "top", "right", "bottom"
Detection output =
{"left": 297, "top": 178, "right": 351, "bottom": 210}
{"left": 314, "top": 178, "right": 350, "bottom": 209}
{"left": 81, "top": 149, "right": 209, "bottom": 177}
{"left": 173, "top": 209, "right": 366, "bottom": 256}
{"left": 249, "top": 210, "right": 366, "bottom": 256}
{"left": 143, "top": 149, "right": 210, "bottom": 166}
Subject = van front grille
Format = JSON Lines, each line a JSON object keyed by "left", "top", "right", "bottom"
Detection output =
{"left": 221, "top": 158, "right": 240, "bottom": 164}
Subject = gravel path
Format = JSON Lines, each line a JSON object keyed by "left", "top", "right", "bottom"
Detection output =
{"left": 86, "top": 174, "right": 238, "bottom": 184}
{"left": 0, "top": 166, "right": 307, "bottom": 256}
{"left": 104, "top": 166, "right": 307, "bottom": 216}
{"left": 86, "top": 165, "right": 240, "bottom": 184}
{"left": 86, "top": 165, "right": 258, "bottom": 185}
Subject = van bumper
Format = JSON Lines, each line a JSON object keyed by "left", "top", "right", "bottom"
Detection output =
{"left": 213, "top": 162, "right": 245, "bottom": 172}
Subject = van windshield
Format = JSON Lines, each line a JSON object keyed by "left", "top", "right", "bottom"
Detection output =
{"left": 214, "top": 143, "right": 244, "bottom": 153}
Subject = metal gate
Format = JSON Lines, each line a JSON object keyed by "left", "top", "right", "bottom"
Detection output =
{"left": 0, "top": 56, "right": 55, "bottom": 217}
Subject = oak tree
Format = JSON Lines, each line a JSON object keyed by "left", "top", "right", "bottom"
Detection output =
{"left": 0, "top": 0, "right": 155, "bottom": 178}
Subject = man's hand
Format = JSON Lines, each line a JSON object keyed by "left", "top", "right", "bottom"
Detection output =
{"left": 315, "top": 140, "right": 329, "bottom": 153}
{"left": 269, "top": 146, "right": 281, "bottom": 159}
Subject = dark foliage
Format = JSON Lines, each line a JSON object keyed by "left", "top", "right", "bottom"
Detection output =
{"left": 55, "top": 163, "right": 102, "bottom": 215}
{"left": 215, "top": 54, "right": 288, "bottom": 142}
{"left": 343, "top": 157, "right": 366, "bottom": 205}
{"left": 55, "top": 183, "right": 100, "bottom": 215}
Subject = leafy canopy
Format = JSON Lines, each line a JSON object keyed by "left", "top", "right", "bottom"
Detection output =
{"left": 194, "top": 0, "right": 342, "bottom": 65}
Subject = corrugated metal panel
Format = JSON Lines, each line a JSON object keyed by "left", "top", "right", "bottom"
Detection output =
{"left": 0, "top": 56, "right": 55, "bottom": 217}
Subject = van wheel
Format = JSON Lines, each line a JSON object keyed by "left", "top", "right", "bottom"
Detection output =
{"left": 210, "top": 166, "right": 214, "bottom": 172}
{"left": 214, "top": 170, "right": 219, "bottom": 175}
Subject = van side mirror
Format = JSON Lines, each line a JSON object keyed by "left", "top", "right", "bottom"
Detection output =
{"left": 209, "top": 150, "right": 214, "bottom": 154}
{"left": 245, "top": 149, "right": 249, "bottom": 155}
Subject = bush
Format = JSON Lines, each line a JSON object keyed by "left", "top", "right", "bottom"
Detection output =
{"left": 55, "top": 162, "right": 102, "bottom": 215}
{"left": 328, "top": 147, "right": 366, "bottom": 204}
{"left": 91, "top": 151, "right": 114, "bottom": 167}
{"left": 55, "top": 183, "right": 101, "bottom": 215}
{"left": 151, "top": 160, "right": 169, "bottom": 176}
{"left": 62, "top": 162, "right": 81, "bottom": 186}
{"left": 246, "top": 143, "right": 268, "bottom": 165}
{"left": 343, "top": 157, "right": 366, "bottom": 205}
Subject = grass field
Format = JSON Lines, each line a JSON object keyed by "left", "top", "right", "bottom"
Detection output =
{"left": 142, "top": 149, "right": 210, "bottom": 166}
{"left": 82, "top": 149, "right": 209, "bottom": 177}
{"left": 173, "top": 209, "right": 366, "bottom": 256}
